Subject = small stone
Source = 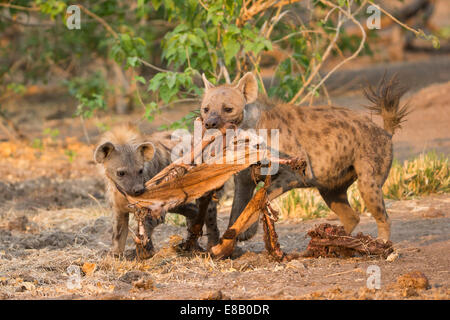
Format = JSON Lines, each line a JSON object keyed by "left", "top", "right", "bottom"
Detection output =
{"left": 386, "top": 251, "right": 399, "bottom": 262}
{"left": 201, "top": 290, "right": 228, "bottom": 300}
{"left": 16, "top": 282, "right": 35, "bottom": 292}
{"left": 288, "top": 259, "right": 306, "bottom": 270}
{"left": 119, "top": 271, "right": 146, "bottom": 284}
{"left": 8, "top": 216, "right": 29, "bottom": 232}
{"left": 402, "top": 287, "right": 418, "bottom": 297}
{"left": 397, "top": 271, "right": 429, "bottom": 290}
{"left": 132, "top": 278, "right": 154, "bottom": 290}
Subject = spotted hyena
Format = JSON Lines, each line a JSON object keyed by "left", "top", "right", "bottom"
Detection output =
{"left": 94, "top": 125, "right": 220, "bottom": 258}
{"left": 199, "top": 73, "right": 409, "bottom": 241}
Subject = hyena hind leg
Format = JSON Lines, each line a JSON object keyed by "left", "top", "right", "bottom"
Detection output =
{"left": 319, "top": 187, "right": 360, "bottom": 235}
{"left": 356, "top": 176, "right": 391, "bottom": 241}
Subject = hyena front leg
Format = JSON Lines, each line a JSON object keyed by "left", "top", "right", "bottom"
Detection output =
{"left": 170, "top": 203, "right": 204, "bottom": 251}
{"left": 205, "top": 200, "right": 220, "bottom": 250}
{"left": 138, "top": 215, "right": 161, "bottom": 259}
{"left": 178, "top": 193, "right": 213, "bottom": 251}
{"left": 229, "top": 168, "right": 258, "bottom": 241}
{"left": 111, "top": 208, "right": 129, "bottom": 257}
{"left": 173, "top": 197, "right": 220, "bottom": 251}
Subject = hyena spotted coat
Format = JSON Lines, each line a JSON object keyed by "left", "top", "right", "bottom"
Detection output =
{"left": 200, "top": 73, "right": 408, "bottom": 241}
{"left": 94, "top": 125, "right": 220, "bottom": 258}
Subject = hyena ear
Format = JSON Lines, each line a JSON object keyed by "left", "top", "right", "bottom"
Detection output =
{"left": 235, "top": 72, "right": 258, "bottom": 104}
{"left": 137, "top": 142, "right": 155, "bottom": 161}
{"left": 94, "top": 142, "right": 115, "bottom": 163}
{"left": 202, "top": 73, "right": 215, "bottom": 91}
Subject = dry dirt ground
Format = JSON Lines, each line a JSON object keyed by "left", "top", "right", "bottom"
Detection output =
{"left": 0, "top": 190, "right": 448, "bottom": 300}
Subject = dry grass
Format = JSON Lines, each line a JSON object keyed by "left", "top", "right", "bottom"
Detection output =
{"left": 383, "top": 152, "right": 449, "bottom": 200}
{"left": 276, "top": 152, "right": 449, "bottom": 220}
{"left": 165, "top": 213, "right": 187, "bottom": 227}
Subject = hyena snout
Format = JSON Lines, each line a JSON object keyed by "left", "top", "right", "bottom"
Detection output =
{"left": 131, "top": 184, "right": 146, "bottom": 196}
{"left": 204, "top": 115, "right": 222, "bottom": 129}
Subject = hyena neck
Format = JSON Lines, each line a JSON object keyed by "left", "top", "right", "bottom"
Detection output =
{"left": 144, "top": 147, "right": 171, "bottom": 180}
{"left": 240, "top": 103, "right": 261, "bottom": 129}
{"left": 240, "top": 96, "right": 277, "bottom": 130}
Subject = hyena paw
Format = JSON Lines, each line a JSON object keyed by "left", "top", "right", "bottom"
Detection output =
{"left": 178, "top": 239, "right": 205, "bottom": 252}
{"left": 135, "top": 245, "right": 155, "bottom": 260}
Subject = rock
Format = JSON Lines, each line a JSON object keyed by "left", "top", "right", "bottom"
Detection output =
{"left": 119, "top": 271, "right": 146, "bottom": 284}
{"left": 132, "top": 278, "right": 154, "bottom": 290}
{"left": 402, "top": 287, "right": 418, "bottom": 297}
{"left": 287, "top": 259, "right": 307, "bottom": 270}
{"left": 112, "top": 281, "right": 132, "bottom": 293}
{"left": 386, "top": 251, "right": 399, "bottom": 262}
{"left": 397, "top": 271, "right": 430, "bottom": 290}
{"left": 8, "top": 216, "right": 29, "bottom": 232}
{"left": 16, "top": 282, "right": 36, "bottom": 292}
{"left": 118, "top": 270, "right": 154, "bottom": 290}
{"left": 201, "top": 290, "right": 229, "bottom": 300}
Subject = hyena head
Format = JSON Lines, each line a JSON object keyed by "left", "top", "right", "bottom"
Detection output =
{"left": 200, "top": 72, "right": 258, "bottom": 129}
{"left": 94, "top": 136, "right": 155, "bottom": 197}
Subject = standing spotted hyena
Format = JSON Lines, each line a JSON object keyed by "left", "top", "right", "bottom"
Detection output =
{"left": 199, "top": 73, "right": 409, "bottom": 241}
{"left": 94, "top": 125, "right": 220, "bottom": 258}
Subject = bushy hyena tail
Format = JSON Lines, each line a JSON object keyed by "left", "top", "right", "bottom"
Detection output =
{"left": 363, "top": 74, "right": 410, "bottom": 135}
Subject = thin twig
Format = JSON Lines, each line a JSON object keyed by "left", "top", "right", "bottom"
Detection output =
{"left": 289, "top": 9, "right": 345, "bottom": 104}
{"left": 138, "top": 58, "right": 172, "bottom": 73}
{"left": 79, "top": 115, "right": 91, "bottom": 144}
{"left": 325, "top": 268, "right": 364, "bottom": 277}
{"left": 273, "top": 30, "right": 325, "bottom": 44}
{"left": 78, "top": 5, "right": 118, "bottom": 39}
{"left": 0, "top": 3, "right": 40, "bottom": 11}
{"left": 198, "top": 0, "right": 209, "bottom": 11}
{"left": 298, "top": 0, "right": 367, "bottom": 105}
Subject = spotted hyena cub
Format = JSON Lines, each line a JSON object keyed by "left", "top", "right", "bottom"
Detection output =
{"left": 200, "top": 73, "right": 409, "bottom": 241}
{"left": 94, "top": 125, "right": 220, "bottom": 258}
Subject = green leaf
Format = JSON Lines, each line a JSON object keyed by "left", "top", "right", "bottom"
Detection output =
{"left": 135, "top": 76, "right": 146, "bottom": 84}
{"left": 223, "top": 35, "right": 240, "bottom": 64}
{"left": 127, "top": 56, "right": 139, "bottom": 67}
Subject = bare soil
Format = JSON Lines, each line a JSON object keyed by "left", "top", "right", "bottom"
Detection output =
{"left": 0, "top": 191, "right": 448, "bottom": 300}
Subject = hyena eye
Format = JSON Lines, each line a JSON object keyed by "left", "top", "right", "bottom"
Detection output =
{"left": 203, "top": 107, "right": 209, "bottom": 113}
{"left": 116, "top": 170, "right": 126, "bottom": 177}
{"left": 138, "top": 168, "right": 144, "bottom": 175}
{"left": 224, "top": 106, "right": 233, "bottom": 113}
